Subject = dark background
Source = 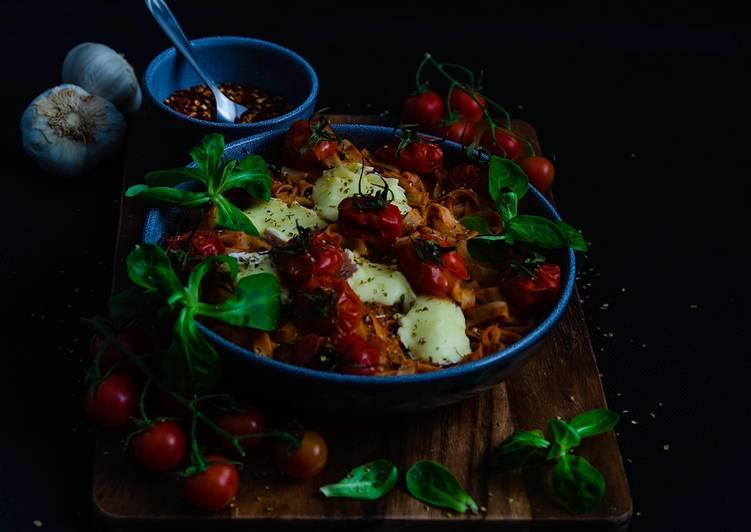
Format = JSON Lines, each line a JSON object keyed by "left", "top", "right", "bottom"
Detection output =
{"left": 1, "top": 2, "right": 748, "bottom": 531}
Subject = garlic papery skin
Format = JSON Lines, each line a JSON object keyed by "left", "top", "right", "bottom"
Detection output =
{"left": 62, "top": 43, "right": 142, "bottom": 114}
{"left": 20, "top": 84, "right": 127, "bottom": 178}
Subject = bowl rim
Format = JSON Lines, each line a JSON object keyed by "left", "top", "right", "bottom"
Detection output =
{"left": 143, "top": 35, "right": 319, "bottom": 130}
{"left": 144, "top": 124, "right": 576, "bottom": 386}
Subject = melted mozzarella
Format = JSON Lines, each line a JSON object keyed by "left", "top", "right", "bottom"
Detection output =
{"left": 345, "top": 250, "right": 415, "bottom": 310}
{"left": 397, "top": 296, "right": 472, "bottom": 366}
{"left": 311, "top": 163, "right": 411, "bottom": 221}
{"left": 243, "top": 198, "right": 325, "bottom": 242}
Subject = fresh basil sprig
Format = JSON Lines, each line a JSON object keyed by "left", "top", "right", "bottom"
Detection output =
{"left": 406, "top": 460, "right": 479, "bottom": 514}
{"left": 490, "top": 408, "right": 618, "bottom": 514}
{"left": 125, "top": 134, "right": 272, "bottom": 235}
{"left": 320, "top": 459, "right": 398, "bottom": 500}
{"left": 119, "top": 244, "right": 280, "bottom": 395}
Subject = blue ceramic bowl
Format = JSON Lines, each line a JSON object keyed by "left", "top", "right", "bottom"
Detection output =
{"left": 143, "top": 36, "right": 318, "bottom": 135}
{"left": 144, "top": 125, "right": 576, "bottom": 412}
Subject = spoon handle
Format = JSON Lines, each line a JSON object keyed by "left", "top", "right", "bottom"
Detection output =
{"left": 144, "top": 0, "right": 219, "bottom": 92}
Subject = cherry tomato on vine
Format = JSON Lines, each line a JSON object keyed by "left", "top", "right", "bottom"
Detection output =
{"left": 447, "top": 163, "right": 488, "bottom": 191}
{"left": 401, "top": 90, "right": 445, "bottom": 128}
{"left": 282, "top": 117, "right": 338, "bottom": 169}
{"left": 337, "top": 196, "right": 403, "bottom": 253}
{"left": 272, "top": 230, "right": 344, "bottom": 284}
{"left": 449, "top": 87, "right": 486, "bottom": 122}
{"left": 216, "top": 406, "right": 267, "bottom": 451}
{"left": 133, "top": 420, "right": 187, "bottom": 472}
{"left": 519, "top": 155, "right": 555, "bottom": 192}
{"left": 334, "top": 333, "right": 380, "bottom": 375}
{"left": 481, "top": 127, "right": 523, "bottom": 160}
{"left": 295, "top": 276, "right": 368, "bottom": 340}
{"left": 395, "top": 237, "right": 469, "bottom": 297}
{"left": 165, "top": 230, "right": 226, "bottom": 257}
{"left": 434, "top": 118, "right": 475, "bottom": 145}
{"left": 376, "top": 137, "right": 443, "bottom": 174}
{"left": 85, "top": 372, "right": 138, "bottom": 428}
{"left": 184, "top": 454, "right": 239, "bottom": 512}
{"left": 90, "top": 326, "right": 150, "bottom": 377}
{"left": 274, "top": 431, "right": 328, "bottom": 479}
{"left": 505, "top": 263, "right": 562, "bottom": 315}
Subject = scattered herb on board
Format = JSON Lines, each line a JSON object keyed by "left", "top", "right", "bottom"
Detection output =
{"left": 319, "top": 459, "right": 398, "bottom": 500}
{"left": 405, "top": 460, "right": 479, "bottom": 514}
{"left": 490, "top": 409, "right": 619, "bottom": 514}
{"left": 125, "top": 133, "right": 271, "bottom": 235}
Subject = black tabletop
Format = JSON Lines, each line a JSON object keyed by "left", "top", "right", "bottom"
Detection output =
{"left": 1, "top": 3, "right": 748, "bottom": 531}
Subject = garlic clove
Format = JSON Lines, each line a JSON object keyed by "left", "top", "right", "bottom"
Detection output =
{"left": 62, "top": 42, "right": 142, "bottom": 114}
{"left": 20, "top": 84, "right": 127, "bottom": 178}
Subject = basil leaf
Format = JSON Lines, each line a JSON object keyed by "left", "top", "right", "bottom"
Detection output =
{"left": 107, "top": 286, "right": 160, "bottom": 325}
{"left": 556, "top": 221, "right": 588, "bottom": 251}
{"left": 164, "top": 307, "right": 221, "bottom": 395}
{"left": 126, "top": 244, "right": 186, "bottom": 301}
{"left": 125, "top": 185, "right": 211, "bottom": 209}
{"left": 552, "top": 455, "right": 605, "bottom": 514}
{"left": 569, "top": 409, "right": 619, "bottom": 438}
{"left": 488, "top": 156, "right": 528, "bottom": 205}
{"left": 213, "top": 195, "right": 259, "bottom": 235}
{"left": 220, "top": 154, "right": 273, "bottom": 201}
{"left": 496, "top": 189, "right": 518, "bottom": 222}
{"left": 320, "top": 459, "right": 398, "bottom": 500}
{"left": 186, "top": 255, "right": 239, "bottom": 299}
{"left": 189, "top": 133, "right": 225, "bottom": 190}
{"left": 547, "top": 419, "right": 582, "bottom": 460}
{"left": 197, "top": 273, "right": 280, "bottom": 331}
{"left": 144, "top": 166, "right": 207, "bottom": 187}
{"left": 505, "top": 215, "right": 569, "bottom": 249}
{"left": 466, "top": 235, "right": 512, "bottom": 263}
{"left": 405, "top": 460, "right": 479, "bottom": 514}
{"left": 490, "top": 429, "right": 551, "bottom": 471}
{"left": 461, "top": 216, "right": 492, "bottom": 235}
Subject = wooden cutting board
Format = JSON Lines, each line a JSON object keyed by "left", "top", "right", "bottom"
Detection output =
{"left": 93, "top": 110, "right": 632, "bottom": 531}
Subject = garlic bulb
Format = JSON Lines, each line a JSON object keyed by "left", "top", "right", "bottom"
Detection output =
{"left": 62, "top": 43, "right": 142, "bottom": 114}
{"left": 20, "top": 84, "right": 126, "bottom": 177}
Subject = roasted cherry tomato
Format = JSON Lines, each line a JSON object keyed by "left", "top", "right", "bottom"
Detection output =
{"left": 434, "top": 118, "right": 475, "bottom": 145}
{"left": 401, "top": 90, "right": 445, "bottom": 128}
{"left": 450, "top": 87, "right": 486, "bottom": 122}
{"left": 282, "top": 117, "right": 338, "bottom": 169}
{"left": 446, "top": 162, "right": 488, "bottom": 191}
{"left": 337, "top": 196, "right": 403, "bottom": 253}
{"left": 272, "top": 230, "right": 344, "bottom": 284}
{"left": 133, "top": 420, "right": 187, "bottom": 472}
{"left": 481, "top": 127, "right": 523, "bottom": 160}
{"left": 334, "top": 333, "right": 380, "bottom": 375}
{"left": 184, "top": 454, "right": 239, "bottom": 512}
{"left": 216, "top": 406, "right": 266, "bottom": 451}
{"left": 296, "top": 276, "right": 368, "bottom": 340}
{"left": 376, "top": 137, "right": 443, "bottom": 174}
{"left": 395, "top": 237, "right": 469, "bottom": 297}
{"left": 505, "top": 263, "right": 562, "bottom": 315}
{"left": 85, "top": 373, "right": 138, "bottom": 428}
{"left": 519, "top": 155, "right": 555, "bottom": 192}
{"left": 165, "top": 230, "right": 225, "bottom": 257}
{"left": 90, "top": 326, "right": 150, "bottom": 377}
{"left": 274, "top": 431, "right": 328, "bottom": 479}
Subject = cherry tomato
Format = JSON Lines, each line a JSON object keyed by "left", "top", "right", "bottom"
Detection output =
{"left": 395, "top": 237, "right": 469, "bottom": 297}
{"left": 334, "top": 333, "right": 379, "bottom": 375}
{"left": 296, "top": 276, "right": 368, "bottom": 340}
{"left": 274, "top": 431, "right": 328, "bottom": 479}
{"left": 165, "top": 230, "right": 225, "bottom": 257}
{"left": 447, "top": 163, "right": 488, "bottom": 191}
{"left": 216, "top": 407, "right": 266, "bottom": 451}
{"left": 401, "top": 90, "right": 445, "bottom": 128}
{"left": 133, "top": 420, "right": 187, "bottom": 472}
{"left": 292, "top": 333, "right": 328, "bottom": 367}
{"left": 519, "top": 156, "right": 555, "bottom": 192}
{"left": 85, "top": 373, "right": 138, "bottom": 428}
{"left": 337, "top": 196, "right": 403, "bottom": 253}
{"left": 505, "top": 263, "right": 562, "bottom": 315}
{"left": 282, "top": 117, "right": 338, "bottom": 169}
{"left": 376, "top": 138, "right": 443, "bottom": 174}
{"left": 481, "top": 127, "right": 522, "bottom": 160}
{"left": 272, "top": 231, "right": 344, "bottom": 284}
{"left": 434, "top": 119, "right": 475, "bottom": 145}
{"left": 449, "top": 88, "right": 486, "bottom": 122}
{"left": 90, "top": 326, "right": 150, "bottom": 377}
{"left": 184, "top": 454, "right": 239, "bottom": 512}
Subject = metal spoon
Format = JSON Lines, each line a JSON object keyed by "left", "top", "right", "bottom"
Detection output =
{"left": 144, "top": 0, "right": 247, "bottom": 123}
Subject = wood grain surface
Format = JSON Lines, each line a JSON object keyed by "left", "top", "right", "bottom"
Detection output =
{"left": 93, "top": 109, "right": 631, "bottom": 531}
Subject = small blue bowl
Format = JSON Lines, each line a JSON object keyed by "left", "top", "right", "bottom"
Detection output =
{"left": 143, "top": 125, "right": 575, "bottom": 412}
{"left": 143, "top": 36, "right": 318, "bottom": 135}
